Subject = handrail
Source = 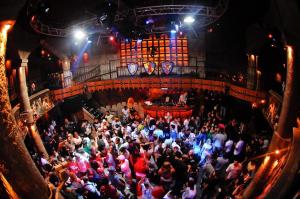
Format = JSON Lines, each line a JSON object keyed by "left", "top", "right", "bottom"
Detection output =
{"left": 262, "top": 127, "right": 300, "bottom": 198}
{"left": 51, "top": 78, "right": 266, "bottom": 103}
{"left": 12, "top": 89, "right": 54, "bottom": 123}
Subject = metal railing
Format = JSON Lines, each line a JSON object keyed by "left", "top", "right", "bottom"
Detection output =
{"left": 71, "top": 57, "right": 248, "bottom": 87}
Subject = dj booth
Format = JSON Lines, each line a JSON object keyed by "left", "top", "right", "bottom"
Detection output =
{"left": 143, "top": 104, "right": 193, "bottom": 119}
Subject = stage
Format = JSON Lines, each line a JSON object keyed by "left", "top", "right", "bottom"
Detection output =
{"left": 143, "top": 104, "right": 193, "bottom": 119}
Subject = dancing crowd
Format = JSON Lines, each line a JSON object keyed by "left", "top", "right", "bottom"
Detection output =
{"left": 34, "top": 95, "right": 270, "bottom": 199}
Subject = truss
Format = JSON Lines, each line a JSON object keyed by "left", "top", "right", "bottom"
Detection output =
{"left": 135, "top": 4, "right": 224, "bottom": 18}
{"left": 29, "top": 0, "right": 228, "bottom": 37}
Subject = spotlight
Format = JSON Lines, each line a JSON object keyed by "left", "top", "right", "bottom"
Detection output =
{"left": 170, "top": 29, "right": 177, "bottom": 34}
{"left": 260, "top": 99, "right": 266, "bottom": 104}
{"left": 109, "top": 36, "right": 114, "bottom": 41}
{"left": 137, "top": 39, "right": 142, "bottom": 43}
{"left": 73, "top": 29, "right": 86, "bottom": 40}
{"left": 145, "top": 18, "right": 154, "bottom": 25}
{"left": 87, "top": 40, "right": 92, "bottom": 44}
{"left": 275, "top": 150, "right": 280, "bottom": 155}
{"left": 252, "top": 102, "right": 257, "bottom": 109}
{"left": 184, "top": 16, "right": 195, "bottom": 24}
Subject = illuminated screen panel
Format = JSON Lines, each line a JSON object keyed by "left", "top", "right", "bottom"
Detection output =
{"left": 120, "top": 34, "right": 189, "bottom": 67}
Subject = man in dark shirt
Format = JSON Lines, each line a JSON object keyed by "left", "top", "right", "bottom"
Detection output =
{"left": 170, "top": 152, "right": 188, "bottom": 196}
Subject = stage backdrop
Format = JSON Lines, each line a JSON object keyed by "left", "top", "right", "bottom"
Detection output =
{"left": 120, "top": 34, "right": 189, "bottom": 68}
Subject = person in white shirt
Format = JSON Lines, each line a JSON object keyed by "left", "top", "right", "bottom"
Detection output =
{"left": 118, "top": 155, "right": 132, "bottom": 185}
{"left": 122, "top": 106, "right": 129, "bottom": 120}
{"left": 224, "top": 139, "right": 234, "bottom": 154}
{"left": 139, "top": 177, "right": 153, "bottom": 199}
{"left": 82, "top": 176, "right": 101, "bottom": 197}
{"left": 183, "top": 118, "right": 190, "bottom": 130}
{"left": 40, "top": 153, "right": 49, "bottom": 166}
{"left": 73, "top": 131, "right": 82, "bottom": 147}
{"left": 200, "top": 139, "right": 213, "bottom": 164}
{"left": 153, "top": 126, "right": 164, "bottom": 138}
{"left": 226, "top": 160, "right": 242, "bottom": 180}
{"left": 182, "top": 177, "right": 197, "bottom": 199}
{"left": 104, "top": 111, "right": 114, "bottom": 123}
{"left": 213, "top": 131, "right": 227, "bottom": 150}
{"left": 234, "top": 138, "right": 245, "bottom": 159}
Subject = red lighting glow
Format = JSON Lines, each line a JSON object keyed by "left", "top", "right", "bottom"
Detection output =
{"left": 260, "top": 99, "right": 266, "bottom": 104}
{"left": 275, "top": 150, "right": 280, "bottom": 155}
{"left": 264, "top": 155, "right": 270, "bottom": 164}
{"left": 109, "top": 36, "right": 114, "bottom": 41}
{"left": 268, "top": 34, "right": 273, "bottom": 39}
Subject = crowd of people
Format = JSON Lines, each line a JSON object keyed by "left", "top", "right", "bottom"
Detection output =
{"left": 33, "top": 94, "right": 271, "bottom": 199}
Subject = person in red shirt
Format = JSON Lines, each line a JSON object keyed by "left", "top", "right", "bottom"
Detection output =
{"left": 67, "top": 157, "right": 79, "bottom": 174}
{"left": 134, "top": 154, "right": 149, "bottom": 181}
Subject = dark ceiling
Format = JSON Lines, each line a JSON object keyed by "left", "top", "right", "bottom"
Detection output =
{"left": 27, "top": 0, "right": 221, "bottom": 28}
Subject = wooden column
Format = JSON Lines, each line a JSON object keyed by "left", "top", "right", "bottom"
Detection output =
{"left": 0, "top": 21, "right": 49, "bottom": 199}
{"left": 243, "top": 45, "right": 300, "bottom": 198}
{"left": 18, "top": 50, "right": 49, "bottom": 159}
{"left": 247, "top": 54, "right": 258, "bottom": 90}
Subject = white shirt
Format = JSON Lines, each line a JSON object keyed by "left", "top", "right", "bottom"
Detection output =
{"left": 120, "top": 159, "right": 131, "bottom": 177}
{"left": 182, "top": 185, "right": 197, "bottom": 199}
{"left": 225, "top": 139, "right": 234, "bottom": 153}
{"left": 234, "top": 140, "right": 244, "bottom": 155}
{"left": 122, "top": 108, "right": 129, "bottom": 118}
{"left": 73, "top": 136, "right": 82, "bottom": 146}
{"left": 141, "top": 184, "right": 152, "bottom": 199}
{"left": 226, "top": 163, "right": 242, "bottom": 179}
{"left": 213, "top": 133, "right": 226, "bottom": 148}
{"left": 154, "top": 129, "right": 164, "bottom": 138}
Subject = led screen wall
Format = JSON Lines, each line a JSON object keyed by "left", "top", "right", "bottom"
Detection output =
{"left": 120, "top": 34, "right": 189, "bottom": 67}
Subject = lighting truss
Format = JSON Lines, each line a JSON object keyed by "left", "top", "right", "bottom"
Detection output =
{"left": 29, "top": 0, "right": 228, "bottom": 37}
{"left": 135, "top": 4, "right": 225, "bottom": 18}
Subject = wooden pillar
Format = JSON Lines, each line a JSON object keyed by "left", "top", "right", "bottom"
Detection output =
{"left": 247, "top": 54, "right": 258, "bottom": 90}
{"left": 18, "top": 50, "right": 49, "bottom": 159}
{"left": 0, "top": 21, "right": 49, "bottom": 199}
{"left": 243, "top": 45, "right": 300, "bottom": 198}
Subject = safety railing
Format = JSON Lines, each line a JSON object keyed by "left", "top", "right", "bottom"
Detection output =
{"left": 51, "top": 78, "right": 266, "bottom": 103}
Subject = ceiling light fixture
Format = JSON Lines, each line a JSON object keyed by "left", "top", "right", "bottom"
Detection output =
{"left": 73, "top": 29, "right": 86, "bottom": 40}
{"left": 184, "top": 16, "right": 195, "bottom": 24}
